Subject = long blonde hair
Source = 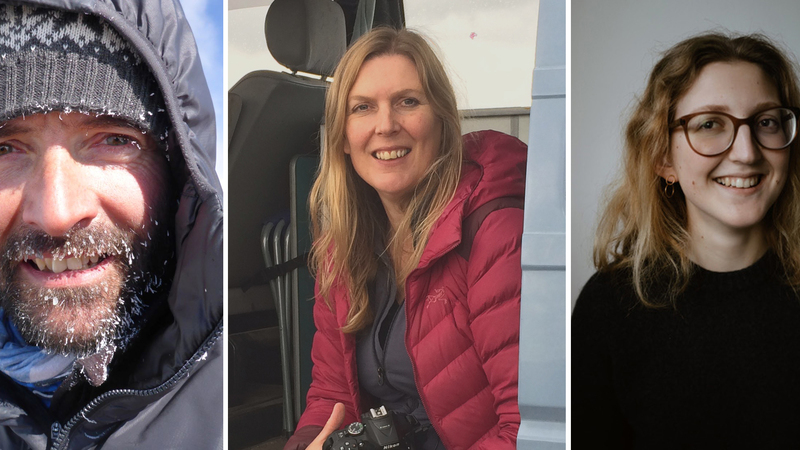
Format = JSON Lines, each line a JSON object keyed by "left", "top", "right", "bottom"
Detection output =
{"left": 309, "top": 28, "right": 462, "bottom": 333}
{"left": 595, "top": 32, "right": 800, "bottom": 306}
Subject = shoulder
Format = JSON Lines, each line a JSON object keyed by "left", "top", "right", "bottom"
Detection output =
{"left": 573, "top": 268, "right": 639, "bottom": 325}
{"left": 462, "top": 130, "right": 528, "bottom": 167}
{"left": 424, "top": 132, "right": 526, "bottom": 258}
{"left": 579, "top": 269, "right": 630, "bottom": 298}
{"left": 462, "top": 130, "right": 527, "bottom": 198}
{"left": 103, "top": 338, "right": 223, "bottom": 448}
{"left": 571, "top": 269, "right": 642, "bottom": 376}
{"left": 312, "top": 278, "right": 350, "bottom": 327}
{"left": 453, "top": 131, "right": 527, "bottom": 232}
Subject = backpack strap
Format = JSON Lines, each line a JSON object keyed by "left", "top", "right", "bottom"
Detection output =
{"left": 456, "top": 197, "right": 524, "bottom": 261}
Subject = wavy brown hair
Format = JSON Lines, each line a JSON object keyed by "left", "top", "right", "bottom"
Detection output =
{"left": 309, "top": 28, "right": 462, "bottom": 333}
{"left": 595, "top": 32, "right": 800, "bottom": 306}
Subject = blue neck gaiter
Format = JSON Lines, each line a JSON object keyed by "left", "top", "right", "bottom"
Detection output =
{"left": 0, "top": 308, "right": 75, "bottom": 407}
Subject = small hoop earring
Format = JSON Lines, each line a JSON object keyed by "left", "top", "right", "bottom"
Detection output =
{"left": 664, "top": 175, "right": 676, "bottom": 198}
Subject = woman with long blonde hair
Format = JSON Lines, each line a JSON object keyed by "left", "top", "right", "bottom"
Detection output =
{"left": 573, "top": 32, "right": 800, "bottom": 447}
{"left": 285, "top": 27, "right": 526, "bottom": 450}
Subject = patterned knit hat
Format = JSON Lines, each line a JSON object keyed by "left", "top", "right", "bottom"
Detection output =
{"left": 0, "top": 4, "right": 166, "bottom": 134}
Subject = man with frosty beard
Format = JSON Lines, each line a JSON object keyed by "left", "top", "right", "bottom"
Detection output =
{"left": 0, "top": 1, "right": 223, "bottom": 449}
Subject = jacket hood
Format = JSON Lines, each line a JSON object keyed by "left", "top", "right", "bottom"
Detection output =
{"left": 419, "top": 130, "right": 527, "bottom": 268}
{"left": 5, "top": 0, "right": 223, "bottom": 388}
{"left": 461, "top": 130, "right": 528, "bottom": 213}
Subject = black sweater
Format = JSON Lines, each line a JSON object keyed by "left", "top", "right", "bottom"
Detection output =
{"left": 572, "top": 253, "right": 800, "bottom": 449}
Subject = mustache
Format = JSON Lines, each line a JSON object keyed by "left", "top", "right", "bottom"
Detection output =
{"left": 2, "top": 225, "right": 140, "bottom": 263}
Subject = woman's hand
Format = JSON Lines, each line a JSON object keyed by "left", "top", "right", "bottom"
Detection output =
{"left": 306, "top": 402, "right": 346, "bottom": 450}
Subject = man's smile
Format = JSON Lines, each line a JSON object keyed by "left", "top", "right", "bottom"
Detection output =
{"left": 17, "top": 254, "right": 116, "bottom": 289}
{"left": 0, "top": 219, "right": 170, "bottom": 356}
{"left": 24, "top": 253, "right": 105, "bottom": 273}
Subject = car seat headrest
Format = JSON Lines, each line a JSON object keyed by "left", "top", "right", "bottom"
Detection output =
{"left": 266, "top": 0, "right": 347, "bottom": 78}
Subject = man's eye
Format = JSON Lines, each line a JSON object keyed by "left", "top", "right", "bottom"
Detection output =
{"left": 105, "top": 135, "right": 132, "bottom": 146}
{"left": 0, "top": 143, "right": 15, "bottom": 156}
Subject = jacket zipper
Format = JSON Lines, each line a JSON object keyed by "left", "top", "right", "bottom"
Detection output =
{"left": 404, "top": 273, "right": 452, "bottom": 450}
{"left": 49, "top": 323, "right": 222, "bottom": 449}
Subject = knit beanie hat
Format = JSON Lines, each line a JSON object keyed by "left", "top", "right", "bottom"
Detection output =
{"left": 0, "top": 4, "right": 167, "bottom": 135}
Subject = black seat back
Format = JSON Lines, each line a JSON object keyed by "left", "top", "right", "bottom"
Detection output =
{"left": 228, "top": 0, "right": 346, "bottom": 289}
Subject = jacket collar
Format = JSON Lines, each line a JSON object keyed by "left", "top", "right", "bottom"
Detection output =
{"left": 414, "top": 130, "right": 528, "bottom": 272}
{"left": 416, "top": 160, "right": 482, "bottom": 271}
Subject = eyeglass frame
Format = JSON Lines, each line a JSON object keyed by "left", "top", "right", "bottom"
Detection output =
{"left": 668, "top": 106, "right": 800, "bottom": 156}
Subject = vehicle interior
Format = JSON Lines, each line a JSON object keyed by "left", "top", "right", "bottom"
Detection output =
{"left": 227, "top": 0, "right": 549, "bottom": 448}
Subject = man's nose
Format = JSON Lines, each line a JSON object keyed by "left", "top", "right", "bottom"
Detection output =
{"left": 22, "top": 147, "right": 98, "bottom": 237}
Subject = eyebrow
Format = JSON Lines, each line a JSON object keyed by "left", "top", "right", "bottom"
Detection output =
{"left": 0, "top": 121, "right": 34, "bottom": 139}
{"left": 347, "top": 88, "right": 425, "bottom": 103}
{"left": 347, "top": 95, "right": 371, "bottom": 104}
{"left": 0, "top": 115, "right": 142, "bottom": 140}
{"left": 686, "top": 101, "right": 781, "bottom": 115}
{"left": 82, "top": 115, "right": 142, "bottom": 131}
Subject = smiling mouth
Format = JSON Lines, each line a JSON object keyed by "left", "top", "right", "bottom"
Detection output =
{"left": 714, "top": 175, "right": 762, "bottom": 189}
{"left": 24, "top": 254, "right": 107, "bottom": 274}
{"left": 373, "top": 148, "right": 410, "bottom": 161}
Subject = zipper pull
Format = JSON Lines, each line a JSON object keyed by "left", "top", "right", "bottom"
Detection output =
{"left": 377, "top": 366, "right": 384, "bottom": 386}
{"left": 51, "top": 422, "right": 62, "bottom": 442}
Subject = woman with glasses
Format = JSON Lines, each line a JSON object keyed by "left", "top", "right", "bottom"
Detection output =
{"left": 572, "top": 32, "right": 800, "bottom": 447}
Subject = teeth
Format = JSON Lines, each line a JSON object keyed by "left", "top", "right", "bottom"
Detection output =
{"left": 715, "top": 176, "right": 760, "bottom": 188}
{"left": 28, "top": 255, "right": 104, "bottom": 273}
{"left": 51, "top": 259, "right": 67, "bottom": 274}
{"left": 374, "top": 148, "right": 409, "bottom": 160}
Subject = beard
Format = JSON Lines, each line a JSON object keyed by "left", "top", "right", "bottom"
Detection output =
{"left": 0, "top": 218, "right": 173, "bottom": 358}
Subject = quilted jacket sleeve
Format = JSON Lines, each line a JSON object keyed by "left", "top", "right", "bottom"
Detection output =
{"left": 292, "top": 283, "right": 360, "bottom": 435}
{"left": 283, "top": 425, "right": 324, "bottom": 450}
{"left": 465, "top": 207, "right": 523, "bottom": 449}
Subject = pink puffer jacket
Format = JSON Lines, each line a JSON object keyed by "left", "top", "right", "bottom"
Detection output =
{"left": 295, "top": 130, "right": 524, "bottom": 450}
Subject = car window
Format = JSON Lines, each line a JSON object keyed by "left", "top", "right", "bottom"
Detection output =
{"left": 229, "top": 3, "right": 281, "bottom": 86}
{"left": 404, "top": 0, "right": 538, "bottom": 109}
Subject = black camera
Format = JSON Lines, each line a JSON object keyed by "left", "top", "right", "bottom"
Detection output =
{"left": 323, "top": 406, "right": 418, "bottom": 450}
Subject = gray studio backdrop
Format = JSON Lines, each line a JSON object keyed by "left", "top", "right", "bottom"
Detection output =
{"left": 571, "top": 0, "right": 800, "bottom": 306}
